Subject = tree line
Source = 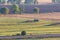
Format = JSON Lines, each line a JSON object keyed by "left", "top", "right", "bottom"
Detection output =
{"left": 0, "top": 4, "right": 24, "bottom": 14}
{"left": 0, "top": 4, "right": 40, "bottom": 14}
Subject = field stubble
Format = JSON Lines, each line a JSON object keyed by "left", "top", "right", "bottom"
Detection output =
{"left": 0, "top": 13, "right": 60, "bottom": 36}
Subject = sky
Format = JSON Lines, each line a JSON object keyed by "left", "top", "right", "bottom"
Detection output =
{"left": 4, "top": 0, "right": 52, "bottom": 3}
{"left": 23, "top": 0, "right": 52, "bottom": 3}
{"left": 38, "top": 0, "right": 52, "bottom": 3}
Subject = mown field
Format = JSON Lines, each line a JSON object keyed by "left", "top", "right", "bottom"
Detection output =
{"left": 0, "top": 16, "right": 60, "bottom": 36}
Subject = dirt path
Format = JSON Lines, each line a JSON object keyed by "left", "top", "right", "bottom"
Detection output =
{"left": 0, "top": 13, "right": 60, "bottom": 21}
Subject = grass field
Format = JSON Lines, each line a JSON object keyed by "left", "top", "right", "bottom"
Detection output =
{"left": 0, "top": 16, "right": 60, "bottom": 36}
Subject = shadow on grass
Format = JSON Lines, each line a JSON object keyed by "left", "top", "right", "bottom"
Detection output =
{"left": 0, "top": 24, "right": 19, "bottom": 26}
{"left": 45, "top": 22, "right": 60, "bottom": 26}
{"left": 18, "top": 19, "right": 39, "bottom": 24}
{"left": 0, "top": 20, "right": 39, "bottom": 26}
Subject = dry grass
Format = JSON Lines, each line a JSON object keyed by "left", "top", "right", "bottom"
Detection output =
{"left": 0, "top": 12, "right": 60, "bottom": 20}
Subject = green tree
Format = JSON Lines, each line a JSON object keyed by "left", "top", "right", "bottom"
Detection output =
{"left": 12, "top": 4, "right": 20, "bottom": 14}
{"left": 19, "top": 7, "right": 24, "bottom": 14}
{"left": 33, "top": 7, "right": 40, "bottom": 22}
{"left": 21, "top": 31, "right": 26, "bottom": 36}
{"left": 0, "top": 7, "right": 9, "bottom": 14}
{"left": 34, "top": 0, "right": 38, "bottom": 4}
{"left": 0, "top": 0, "right": 1, "bottom": 3}
{"left": 34, "top": 7, "right": 39, "bottom": 14}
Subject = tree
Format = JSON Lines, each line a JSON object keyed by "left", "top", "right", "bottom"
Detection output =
{"left": 12, "top": 4, "right": 20, "bottom": 14}
{"left": 34, "top": 0, "right": 38, "bottom": 5}
{"left": 21, "top": 31, "right": 26, "bottom": 36}
{"left": 0, "top": 7, "right": 9, "bottom": 14}
{"left": 16, "top": 33, "right": 20, "bottom": 36}
{"left": 0, "top": 0, "right": 1, "bottom": 3}
{"left": 19, "top": 7, "right": 24, "bottom": 14}
{"left": 33, "top": 7, "right": 40, "bottom": 22}
{"left": 3, "top": 0, "right": 7, "bottom": 4}
{"left": 34, "top": 7, "right": 39, "bottom": 14}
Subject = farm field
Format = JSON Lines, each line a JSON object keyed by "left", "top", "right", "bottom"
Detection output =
{"left": 0, "top": 13, "right": 60, "bottom": 36}
{"left": 0, "top": 17, "right": 54, "bottom": 36}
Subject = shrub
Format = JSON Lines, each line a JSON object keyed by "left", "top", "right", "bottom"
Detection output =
{"left": 11, "top": 4, "right": 20, "bottom": 14}
{"left": 34, "top": 7, "right": 39, "bottom": 13}
{"left": 0, "top": 7, "right": 9, "bottom": 14}
{"left": 16, "top": 33, "right": 20, "bottom": 36}
{"left": 21, "top": 31, "right": 26, "bottom": 36}
{"left": 19, "top": 7, "right": 24, "bottom": 14}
